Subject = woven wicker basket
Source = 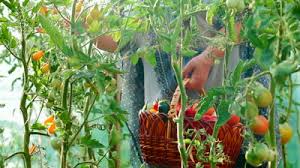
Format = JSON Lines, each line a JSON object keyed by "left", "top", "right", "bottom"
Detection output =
{"left": 139, "top": 81, "right": 244, "bottom": 168}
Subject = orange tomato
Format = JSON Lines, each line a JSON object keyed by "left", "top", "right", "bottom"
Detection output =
{"left": 41, "top": 63, "right": 50, "bottom": 74}
{"left": 48, "top": 122, "right": 56, "bottom": 134}
{"left": 250, "top": 115, "right": 269, "bottom": 135}
{"left": 32, "top": 50, "right": 45, "bottom": 61}
{"left": 39, "top": 6, "right": 48, "bottom": 15}
{"left": 44, "top": 115, "right": 55, "bottom": 125}
{"left": 279, "top": 123, "right": 293, "bottom": 144}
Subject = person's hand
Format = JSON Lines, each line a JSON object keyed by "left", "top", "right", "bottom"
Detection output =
{"left": 183, "top": 47, "right": 221, "bottom": 92}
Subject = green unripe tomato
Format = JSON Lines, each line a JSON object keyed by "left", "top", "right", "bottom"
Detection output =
{"left": 252, "top": 143, "right": 270, "bottom": 161}
{"left": 245, "top": 148, "right": 263, "bottom": 167}
{"left": 183, "top": 139, "right": 191, "bottom": 144}
{"left": 51, "top": 79, "right": 62, "bottom": 90}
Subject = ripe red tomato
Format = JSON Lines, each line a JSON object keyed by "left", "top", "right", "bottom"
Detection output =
{"left": 201, "top": 115, "right": 217, "bottom": 122}
{"left": 227, "top": 114, "right": 240, "bottom": 126}
{"left": 250, "top": 115, "right": 269, "bottom": 135}
{"left": 153, "top": 101, "right": 159, "bottom": 111}
{"left": 185, "top": 106, "right": 196, "bottom": 118}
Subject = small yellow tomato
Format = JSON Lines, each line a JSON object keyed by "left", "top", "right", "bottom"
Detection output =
{"left": 41, "top": 63, "right": 50, "bottom": 74}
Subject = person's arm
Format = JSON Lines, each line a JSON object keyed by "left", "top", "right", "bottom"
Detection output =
{"left": 183, "top": 22, "right": 242, "bottom": 92}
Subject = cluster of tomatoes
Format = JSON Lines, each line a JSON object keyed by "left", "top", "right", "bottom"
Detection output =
{"left": 244, "top": 84, "right": 293, "bottom": 167}
{"left": 147, "top": 100, "right": 241, "bottom": 126}
{"left": 32, "top": 50, "right": 51, "bottom": 74}
{"left": 43, "top": 115, "right": 56, "bottom": 135}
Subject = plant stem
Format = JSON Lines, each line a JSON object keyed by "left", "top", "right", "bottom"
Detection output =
{"left": 60, "top": 1, "right": 78, "bottom": 167}
{"left": 18, "top": 7, "right": 31, "bottom": 168}
{"left": 172, "top": 0, "right": 189, "bottom": 167}
{"left": 282, "top": 144, "right": 287, "bottom": 168}
{"left": 286, "top": 76, "right": 293, "bottom": 120}
{"left": 69, "top": 95, "right": 97, "bottom": 147}
{"left": 73, "top": 161, "right": 97, "bottom": 168}
{"left": 110, "top": 76, "right": 122, "bottom": 168}
{"left": 270, "top": 78, "right": 277, "bottom": 168}
{"left": 209, "top": 124, "right": 220, "bottom": 168}
{"left": 4, "top": 152, "right": 25, "bottom": 161}
{"left": 173, "top": 64, "right": 188, "bottom": 168}
{"left": 29, "top": 132, "right": 50, "bottom": 137}
{"left": 83, "top": 97, "right": 96, "bottom": 168}
{"left": 60, "top": 78, "right": 70, "bottom": 168}
{"left": 84, "top": 42, "right": 96, "bottom": 168}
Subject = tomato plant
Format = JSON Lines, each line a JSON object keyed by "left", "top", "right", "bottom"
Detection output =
{"left": 0, "top": 0, "right": 300, "bottom": 168}
{"left": 0, "top": 0, "right": 130, "bottom": 167}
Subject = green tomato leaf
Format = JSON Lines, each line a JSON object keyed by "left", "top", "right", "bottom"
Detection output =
{"left": 182, "top": 49, "right": 198, "bottom": 57}
{"left": 206, "top": 3, "right": 218, "bottom": 25}
{"left": 31, "top": 122, "right": 47, "bottom": 130}
{"left": 80, "top": 136, "right": 105, "bottom": 148}
{"left": 108, "top": 158, "right": 116, "bottom": 168}
{"left": 254, "top": 47, "right": 274, "bottom": 70}
{"left": 230, "top": 60, "right": 244, "bottom": 86}
{"left": 130, "top": 53, "right": 139, "bottom": 65}
{"left": 195, "top": 96, "right": 214, "bottom": 121}
{"left": 215, "top": 101, "right": 231, "bottom": 128}
{"left": 38, "top": 15, "right": 72, "bottom": 56}
{"left": 144, "top": 49, "right": 156, "bottom": 67}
